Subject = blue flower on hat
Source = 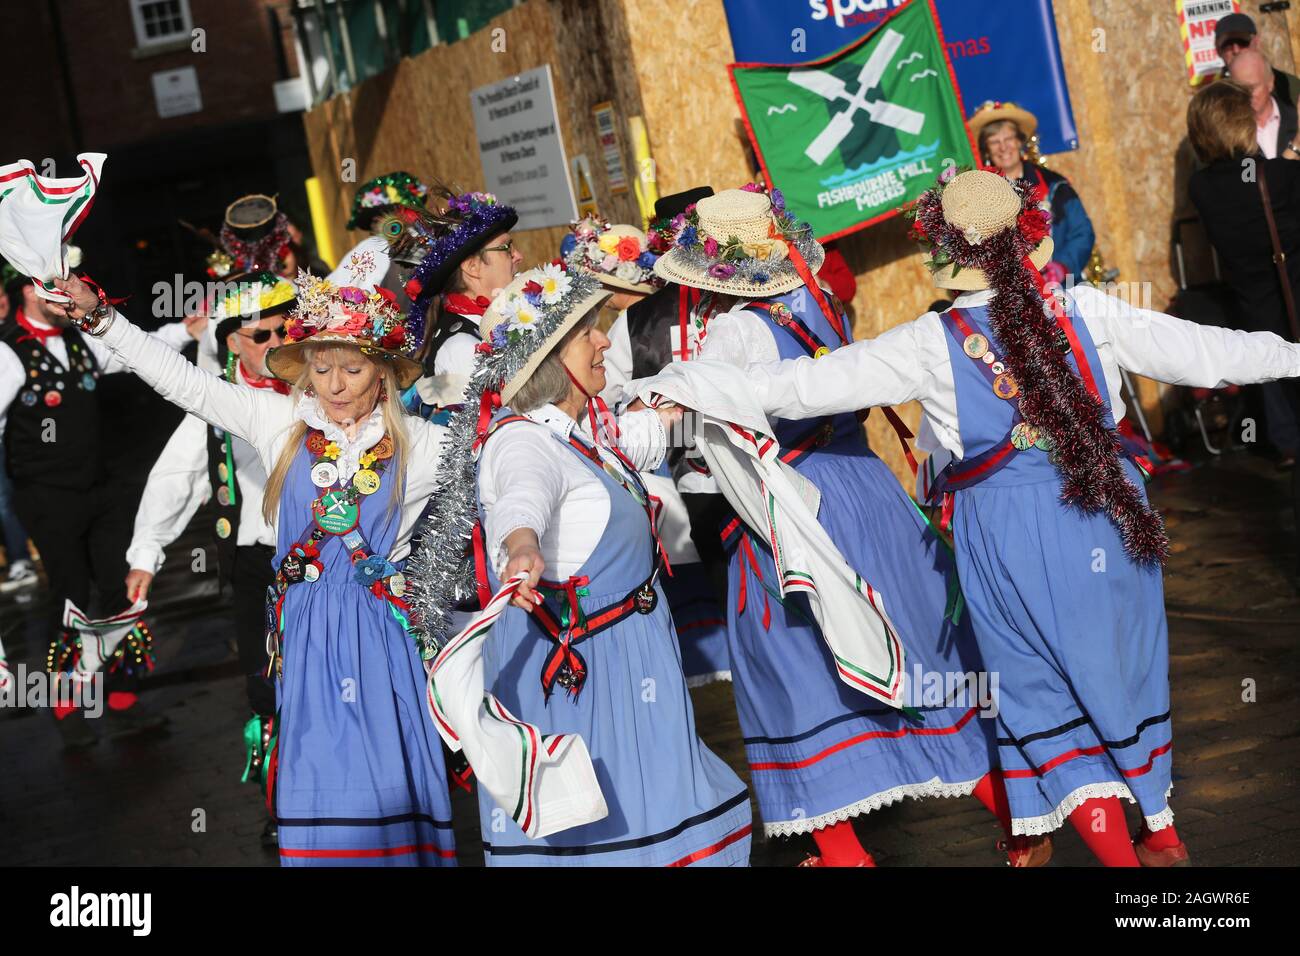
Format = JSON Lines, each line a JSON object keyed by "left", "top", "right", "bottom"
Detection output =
{"left": 676, "top": 225, "right": 698, "bottom": 248}
{"left": 637, "top": 251, "right": 658, "bottom": 268}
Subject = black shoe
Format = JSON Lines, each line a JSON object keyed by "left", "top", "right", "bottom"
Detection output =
{"left": 261, "top": 818, "right": 278, "bottom": 851}
{"left": 55, "top": 711, "right": 97, "bottom": 752}
{"left": 103, "top": 703, "right": 169, "bottom": 739}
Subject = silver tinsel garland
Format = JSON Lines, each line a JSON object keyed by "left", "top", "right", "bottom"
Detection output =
{"left": 403, "top": 269, "right": 604, "bottom": 653}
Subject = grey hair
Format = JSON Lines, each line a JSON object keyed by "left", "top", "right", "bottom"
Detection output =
{"left": 511, "top": 311, "right": 599, "bottom": 412}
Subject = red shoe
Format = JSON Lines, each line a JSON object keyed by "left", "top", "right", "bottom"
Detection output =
{"left": 797, "top": 853, "right": 876, "bottom": 867}
{"left": 997, "top": 834, "right": 1053, "bottom": 867}
{"left": 1134, "top": 839, "right": 1191, "bottom": 867}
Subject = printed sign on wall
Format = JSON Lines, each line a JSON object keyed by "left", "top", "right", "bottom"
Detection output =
{"left": 470, "top": 64, "right": 578, "bottom": 231}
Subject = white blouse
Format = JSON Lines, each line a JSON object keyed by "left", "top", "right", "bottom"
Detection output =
{"left": 98, "top": 310, "right": 448, "bottom": 562}
{"left": 745, "top": 286, "right": 1300, "bottom": 459}
{"left": 479, "top": 403, "right": 666, "bottom": 580}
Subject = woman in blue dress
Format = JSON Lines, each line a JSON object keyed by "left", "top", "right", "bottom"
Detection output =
{"left": 653, "top": 187, "right": 1017, "bottom": 867}
{"left": 407, "top": 263, "right": 752, "bottom": 866}
{"left": 57, "top": 270, "right": 457, "bottom": 866}
{"left": 737, "top": 170, "right": 1300, "bottom": 866}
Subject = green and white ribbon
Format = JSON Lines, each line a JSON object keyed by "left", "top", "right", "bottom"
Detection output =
{"left": 426, "top": 574, "right": 608, "bottom": 839}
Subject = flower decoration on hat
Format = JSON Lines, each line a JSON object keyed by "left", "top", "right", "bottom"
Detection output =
{"left": 347, "top": 171, "right": 430, "bottom": 231}
{"left": 906, "top": 167, "right": 1050, "bottom": 281}
{"left": 564, "top": 217, "right": 662, "bottom": 293}
{"left": 282, "top": 270, "right": 411, "bottom": 350}
{"left": 379, "top": 188, "right": 519, "bottom": 349}
{"left": 267, "top": 270, "right": 422, "bottom": 388}
{"left": 652, "top": 183, "right": 824, "bottom": 297}
{"left": 212, "top": 271, "right": 296, "bottom": 322}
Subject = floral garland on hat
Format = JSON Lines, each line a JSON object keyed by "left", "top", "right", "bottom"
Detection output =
{"left": 284, "top": 270, "right": 412, "bottom": 353}
{"left": 667, "top": 182, "right": 817, "bottom": 287}
{"left": 908, "top": 170, "right": 1168, "bottom": 565}
{"left": 564, "top": 216, "right": 661, "bottom": 289}
{"left": 404, "top": 262, "right": 605, "bottom": 647}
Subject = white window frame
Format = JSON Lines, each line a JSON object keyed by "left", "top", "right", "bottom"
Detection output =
{"left": 129, "top": 0, "right": 194, "bottom": 48}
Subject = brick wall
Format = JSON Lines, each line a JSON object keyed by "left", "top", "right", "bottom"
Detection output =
{"left": 56, "top": 0, "right": 295, "bottom": 150}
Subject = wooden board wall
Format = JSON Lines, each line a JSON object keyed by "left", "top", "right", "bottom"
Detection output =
{"left": 302, "top": 0, "right": 1300, "bottom": 487}
{"left": 301, "top": 0, "right": 646, "bottom": 273}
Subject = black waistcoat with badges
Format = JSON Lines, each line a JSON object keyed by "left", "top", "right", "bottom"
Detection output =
{"left": 1, "top": 322, "right": 102, "bottom": 489}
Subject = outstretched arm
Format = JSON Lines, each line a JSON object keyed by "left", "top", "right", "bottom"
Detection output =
{"left": 1073, "top": 285, "right": 1300, "bottom": 387}
{"left": 746, "top": 317, "right": 931, "bottom": 420}
{"left": 54, "top": 276, "right": 290, "bottom": 449}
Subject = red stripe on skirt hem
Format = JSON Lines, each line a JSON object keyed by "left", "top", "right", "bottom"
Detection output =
{"left": 665, "top": 824, "right": 753, "bottom": 867}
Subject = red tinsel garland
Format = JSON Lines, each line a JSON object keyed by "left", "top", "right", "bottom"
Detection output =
{"left": 912, "top": 178, "right": 1169, "bottom": 565}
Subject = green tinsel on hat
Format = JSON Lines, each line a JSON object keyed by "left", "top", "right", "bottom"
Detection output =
{"left": 347, "top": 171, "right": 431, "bottom": 231}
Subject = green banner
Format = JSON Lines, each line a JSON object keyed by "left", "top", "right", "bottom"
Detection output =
{"left": 730, "top": 0, "right": 974, "bottom": 241}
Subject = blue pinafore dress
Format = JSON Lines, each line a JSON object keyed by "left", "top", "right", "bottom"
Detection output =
{"left": 938, "top": 300, "right": 1173, "bottom": 835}
{"left": 476, "top": 415, "right": 752, "bottom": 866}
{"left": 721, "top": 290, "right": 997, "bottom": 838}
{"left": 272, "top": 440, "right": 456, "bottom": 866}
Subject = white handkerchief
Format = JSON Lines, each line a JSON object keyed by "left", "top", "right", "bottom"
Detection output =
{"left": 0, "top": 153, "right": 106, "bottom": 303}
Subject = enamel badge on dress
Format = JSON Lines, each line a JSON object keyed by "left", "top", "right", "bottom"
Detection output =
{"left": 634, "top": 583, "right": 657, "bottom": 614}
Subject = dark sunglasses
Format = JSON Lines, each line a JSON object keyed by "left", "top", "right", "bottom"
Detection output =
{"left": 1218, "top": 38, "right": 1251, "bottom": 54}
{"left": 237, "top": 323, "right": 286, "bottom": 344}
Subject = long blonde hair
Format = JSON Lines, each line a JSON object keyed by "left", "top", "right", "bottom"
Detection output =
{"left": 262, "top": 342, "right": 411, "bottom": 526}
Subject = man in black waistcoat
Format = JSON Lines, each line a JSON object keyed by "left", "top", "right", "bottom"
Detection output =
{"left": 1, "top": 275, "right": 191, "bottom": 747}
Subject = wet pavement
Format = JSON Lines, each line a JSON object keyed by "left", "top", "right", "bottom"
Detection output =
{"left": 1, "top": 448, "right": 1297, "bottom": 867}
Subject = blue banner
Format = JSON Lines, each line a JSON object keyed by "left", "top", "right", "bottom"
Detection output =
{"left": 724, "top": 0, "right": 1078, "bottom": 155}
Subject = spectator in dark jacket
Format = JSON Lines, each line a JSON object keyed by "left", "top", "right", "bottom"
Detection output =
{"left": 1188, "top": 79, "right": 1300, "bottom": 573}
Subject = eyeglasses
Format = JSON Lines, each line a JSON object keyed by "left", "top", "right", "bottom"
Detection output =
{"left": 1218, "top": 38, "right": 1250, "bottom": 54}
{"left": 237, "top": 324, "right": 286, "bottom": 344}
{"left": 481, "top": 240, "right": 515, "bottom": 255}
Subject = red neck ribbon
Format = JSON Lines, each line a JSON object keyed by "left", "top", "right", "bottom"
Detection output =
{"left": 14, "top": 308, "right": 63, "bottom": 343}
{"left": 240, "top": 361, "right": 291, "bottom": 395}
{"left": 444, "top": 293, "right": 491, "bottom": 317}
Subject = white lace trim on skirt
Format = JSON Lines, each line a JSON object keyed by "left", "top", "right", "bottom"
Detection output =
{"left": 1011, "top": 781, "right": 1175, "bottom": 836}
{"left": 764, "top": 776, "right": 982, "bottom": 838}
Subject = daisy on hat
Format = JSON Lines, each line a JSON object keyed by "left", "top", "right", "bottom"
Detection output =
{"left": 564, "top": 216, "right": 662, "bottom": 296}
{"left": 652, "top": 184, "right": 825, "bottom": 297}
{"left": 267, "top": 270, "right": 421, "bottom": 388}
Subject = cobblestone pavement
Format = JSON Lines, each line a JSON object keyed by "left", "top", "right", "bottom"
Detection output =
{"left": 1, "top": 451, "right": 1296, "bottom": 867}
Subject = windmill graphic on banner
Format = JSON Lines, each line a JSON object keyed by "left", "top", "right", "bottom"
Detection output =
{"left": 788, "top": 28, "right": 926, "bottom": 165}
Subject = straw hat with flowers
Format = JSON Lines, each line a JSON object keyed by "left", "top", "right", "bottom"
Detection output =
{"left": 266, "top": 270, "right": 422, "bottom": 388}
{"left": 564, "top": 217, "right": 662, "bottom": 295}
{"left": 653, "top": 186, "right": 824, "bottom": 297}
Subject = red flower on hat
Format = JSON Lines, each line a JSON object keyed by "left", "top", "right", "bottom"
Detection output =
{"left": 1018, "top": 207, "right": 1050, "bottom": 245}
{"left": 374, "top": 287, "right": 398, "bottom": 306}
{"left": 522, "top": 279, "right": 543, "bottom": 296}
{"left": 380, "top": 326, "right": 406, "bottom": 349}
{"left": 404, "top": 277, "right": 423, "bottom": 300}
{"left": 616, "top": 236, "right": 641, "bottom": 262}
